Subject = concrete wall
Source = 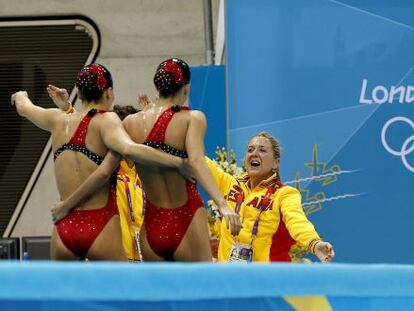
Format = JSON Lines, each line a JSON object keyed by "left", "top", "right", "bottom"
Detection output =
{"left": 1, "top": 0, "right": 219, "bottom": 237}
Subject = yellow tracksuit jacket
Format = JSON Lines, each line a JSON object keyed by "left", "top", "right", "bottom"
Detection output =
{"left": 116, "top": 160, "right": 144, "bottom": 261}
{"left": 206, "top": 157, "right": 320, "bottom": 262}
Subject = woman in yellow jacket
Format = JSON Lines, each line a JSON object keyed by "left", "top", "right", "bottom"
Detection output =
{"left": 207, "top": 132, "right": 334, "bottom": 263}
{"left": 112, "top": 105, "right": 144, "bottom": 261}
{"left": 116, "top": 157, "right": 143, "bottom": 261}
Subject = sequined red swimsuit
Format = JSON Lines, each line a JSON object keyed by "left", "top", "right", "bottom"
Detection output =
{"left": 143, "top": 106, "right": 203, "bottom": 261}
{"left": 54, "top": 109, "right": 119, "bottom": 259}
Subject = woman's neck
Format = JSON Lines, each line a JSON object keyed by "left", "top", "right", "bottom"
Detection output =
{"left": 79, "top": 101, "right": 105, "bottom": 113}
{"left": 248, "top": 172, "right": 273, "bottom": 190}
{"left": 156, "top": 97, "right": 178, "bottom": 108}
{"left": 249, "top": 177, "right": 261, "bottom": 190}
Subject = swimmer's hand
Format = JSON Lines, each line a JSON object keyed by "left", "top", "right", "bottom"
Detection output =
{"left": 47, "top": 85, "right": 70, "bottom": 111}
{"left": 137, "top": 93, "right": 154, "bottom": 111}
{"left": 180, "top": 159, "right": 196, "bottom": 183}
{"left": 11, "top": 91, "right": 29, "bottom": 115}
{"left": 218, "top": 203, "right": 242, "bottom": 236}
{"left": 51, "top": 201, "right": 71, "bottom": 224}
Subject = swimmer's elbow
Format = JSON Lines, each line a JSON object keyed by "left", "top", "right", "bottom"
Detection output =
{"left": 122, "top": 143, "right": 134, "bottom": 161}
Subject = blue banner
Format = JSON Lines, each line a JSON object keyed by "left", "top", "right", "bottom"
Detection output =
{"left": 226, "top": 0, "right": 414, "bottom": 263}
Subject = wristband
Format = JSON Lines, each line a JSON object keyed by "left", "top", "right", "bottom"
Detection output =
{"left": 65, "top": 102, "right": 75, "bottom": 114}
{"left": 308, "top": 238, "right": 321, "bottom": 254}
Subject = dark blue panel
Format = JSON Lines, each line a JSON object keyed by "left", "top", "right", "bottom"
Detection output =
{"left": 189, "top": 65, "right": 227, "bottom": 158}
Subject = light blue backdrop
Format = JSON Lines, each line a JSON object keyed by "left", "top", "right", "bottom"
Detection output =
{"left": 226, "top": 0, "right": 414, "bottom": 263}
{"left": 2, "top": 262, "right": 414, "bottom": 311}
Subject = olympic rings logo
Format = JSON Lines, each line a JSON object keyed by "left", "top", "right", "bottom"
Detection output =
{"left": 381, "top": 116, "right": 414, "bottom": 173}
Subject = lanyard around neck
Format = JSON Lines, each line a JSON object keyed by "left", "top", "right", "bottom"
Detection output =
{"left": 235, "top": 191, "right": 245, "bottom": 215}
{"left": 119, "top": 174, "right": 138, "bottom": 224}
{"left": 234, "top": 184, "right": 277, "bottom": 239}
{"left": 251, "top": 186, "right": 276, "bottom": 237}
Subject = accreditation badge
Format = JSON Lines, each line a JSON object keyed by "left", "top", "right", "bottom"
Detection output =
{"left": 228, "top": 242, "right": 253, "bottom": 263}
{"left": 133, "top": 227, "right": 142, "bottom": 262}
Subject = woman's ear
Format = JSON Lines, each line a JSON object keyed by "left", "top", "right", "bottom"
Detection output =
{"left": 106, "top": 87, "right": 114, "bottom": 100}
{"left": 183, "top": 84, "right": 190, "bottom": 97}
{"left": 273, "top": 158, "right": 280, "bottom": 171}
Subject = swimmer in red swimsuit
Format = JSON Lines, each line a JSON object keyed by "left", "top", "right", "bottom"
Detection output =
{"left": 53, "top": 108, "right": 119, "bottom": 259}
{"left": 122, "top": 58, "right": 241, "bottom": 261}
{"left": 142, "top": 104, "right": 205, "bottom": 260}
{"left": 12, "top": 64, "right": 187, "bottom": 260}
